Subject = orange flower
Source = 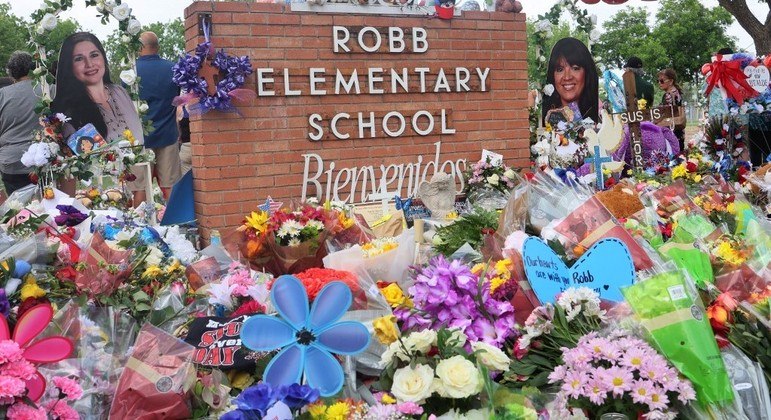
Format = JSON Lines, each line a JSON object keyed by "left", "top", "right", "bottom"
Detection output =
{"left": 245, "top": 239, "right": 263, "bottom": 258}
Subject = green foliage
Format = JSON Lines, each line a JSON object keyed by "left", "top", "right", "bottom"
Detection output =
{"left": 592, "top": 0, "right": 736, "bottom": 84}
{"left": 40, "top": 19, "right": 80, "bottom": 74}
{"left": 434, "top": 208, "right": 499, "bottom": 257}
{"left": 104, "top": 18, "right": 184, "bottom": 77}
{"left": 0, "top": 4, "right": 29, "bottom": 77}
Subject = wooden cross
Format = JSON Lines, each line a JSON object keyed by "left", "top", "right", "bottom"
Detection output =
{"left": 585, "top": 145, "right": 613, "bottom": 190}
{"left": 616, "top": 71, "right": 681, "bottom": 171}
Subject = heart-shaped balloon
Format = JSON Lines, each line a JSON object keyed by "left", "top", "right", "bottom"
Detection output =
{"left": 523, "top": 237, "right": 635, "bottom": 303}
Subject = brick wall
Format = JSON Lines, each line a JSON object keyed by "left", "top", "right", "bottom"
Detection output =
{"left": 184, "top": 2, "right": 529, "bottom": 235}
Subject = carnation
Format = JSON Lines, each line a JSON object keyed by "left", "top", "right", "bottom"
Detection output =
{"left": 52, "top": 376, "right": 83, "bottom": 401}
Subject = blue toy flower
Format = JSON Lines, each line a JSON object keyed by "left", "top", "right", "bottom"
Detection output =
{"left": 241, "top": 275, "right": 370, "bottom": 397}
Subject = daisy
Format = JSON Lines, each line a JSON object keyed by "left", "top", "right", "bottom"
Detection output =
{"left": 631, "top": 379, "right": 654, "bottom": 405}
{"left": 621, "top": 347, "right": 649, "bottom": 370}
{"left": 601, "top": 366, "right": 634, "bottom": 397}
{"left": 561, "top": 370, "right": 589, "bottom": 399}
{"left": 583, "top": 377, "right": 608, "bottom": 405}
{"left": 646, "top": 385, "right": 670, "bottom": 411}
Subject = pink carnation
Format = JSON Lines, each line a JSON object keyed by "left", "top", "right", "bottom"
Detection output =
{"left": 397, "top": 402, "right": 424, "bottom": 415}
{"left": 44, "top": 399, "right": 80, "bottom": 420}
{"left": 0, "top": 341, "right": 23, "bottom": 364}
{"left": 0, "top": 375, "right": 26, "bottom": 399}
{"left": 52, "top": 377, "right": 83, "bottom": 401}
{"left": 7, "top": 403, "right": 47, "bottom": 420}
{"left": 0, "top": 360, "right": 36, "bottom": 381}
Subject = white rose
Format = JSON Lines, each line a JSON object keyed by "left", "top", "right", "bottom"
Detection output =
{"left": 36, "top": 25, "right": 45, "bottom": 35}
{"left": 48, "top": 142, "right": 60, "bottom": 156}
{"left": 112, "top": 3, "right": 132, "bottom": 21}
{"left": 138, "top": 103, "right": 149, "bottom": 113}
{"left": 471, "top": 341, "right": 510, "bottom": 371}
{"left": 40, "top": 13, "right": 58, "bottom": 32}
{"left": 487, "top": 173, "right": 500, "bottom": 186}
{"left": 145, "top": 246, "right": 164, "bottom": 266}
{"left": 447, "top": 328, "right": 467, "bottom": 347}
{"left": 434, "top": 355, "right": 483, "bottom": 399}
{"left": 119, "top": 69, "right": 136, "bottom": 85}
{"left": 121, "top": 35, "right": 131, "bottom": 44}
{"left": 542, "top": 84, "right": 554, "bottom": 96}
{"left": 503, "top": 168, "right": 515, "bottom": 179}
{"left": 403, "top": 329, "right": 437, "bottom": 354}
{"left": 391, "top": 364, "right": 434, "bottom": 403}
{"left": 589, "top": 29, "right": 600, "bottom": 42}
{"left": 126, "top": 19, "right": 142, "bottom": 35}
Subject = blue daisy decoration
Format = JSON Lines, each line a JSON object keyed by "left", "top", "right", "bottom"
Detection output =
{"left": 241, "top": 275, "right": 370, "bottom": 397}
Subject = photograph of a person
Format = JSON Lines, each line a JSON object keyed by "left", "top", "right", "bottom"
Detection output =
{"left": 541, "top": 37, "right": 600, "bottom": 125}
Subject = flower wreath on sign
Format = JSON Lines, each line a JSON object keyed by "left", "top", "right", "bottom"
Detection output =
{"left": 25, "top": 0, "right": 153, "bottom": 193}
{"left": 171, "top": 24, "right": 255, "bottom": 114}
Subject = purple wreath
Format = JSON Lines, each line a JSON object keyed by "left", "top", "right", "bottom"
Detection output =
{"left": 172, "top": 41, "right": 254, "bottom": 113}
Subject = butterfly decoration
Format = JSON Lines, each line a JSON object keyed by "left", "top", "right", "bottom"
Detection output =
{"left": 393, "top": 196, "right": 413, "bottom": 211}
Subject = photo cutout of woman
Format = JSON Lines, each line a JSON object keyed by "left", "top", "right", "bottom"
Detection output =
{"left": 542, "top": 37, "right": 599, "bottom": 125}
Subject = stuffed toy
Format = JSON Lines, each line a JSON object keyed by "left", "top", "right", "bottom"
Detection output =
{"left": 613, "top": 121, "right": 680, "bottom": 167}
{"left": 495, "top": 0, "right": 522, "bottom": 12}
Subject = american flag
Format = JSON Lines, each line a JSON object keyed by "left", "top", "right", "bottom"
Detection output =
{"left": 258, "top": 196, "right": 284, "bottom": 215}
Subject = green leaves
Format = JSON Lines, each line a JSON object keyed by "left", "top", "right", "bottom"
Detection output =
{"left": 434, "top": 207, "right": 500, "bottom": 257}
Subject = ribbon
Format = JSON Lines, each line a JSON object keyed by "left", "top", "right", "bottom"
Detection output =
{"left": 703, "top": 55, "right": 758, "bottom": 105}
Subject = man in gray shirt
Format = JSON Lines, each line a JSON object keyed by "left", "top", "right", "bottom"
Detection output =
{"left": 0, "top": 52, "right": 38, "bottom": 194}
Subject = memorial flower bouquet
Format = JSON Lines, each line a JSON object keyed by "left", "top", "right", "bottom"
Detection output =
{"left": 506, "top": 287, "right": 607, "bottom": 388}
{"left": 265, "top": 203, "right": 331, "bottom": 275}
{"left": 548, "top": 332, "right": 697, "bottom": 419}
{"left": 377, "top": 327, "right": 504, "bottom": 417}
{"left": 206, "top": 261, "right": 270, "bottom": 316}
{"left": 464, "top": 157, "right": 517, "bottom": 208}
{"left": 394, "top": 255, "right": 517, "bottom": 349}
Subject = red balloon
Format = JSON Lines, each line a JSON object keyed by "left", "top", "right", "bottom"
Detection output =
{"left": 602, "top": 0, "right": 629, "bottom": 4}
{"left": 581, "top": 0, "right": 602, "bottom": 4}
{"left": 701, "top": 63, "right": 712, "bottom": 75}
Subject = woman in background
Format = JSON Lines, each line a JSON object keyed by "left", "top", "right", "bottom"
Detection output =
{"left": 657, "top": 68, "right": 685, "bottom": 151}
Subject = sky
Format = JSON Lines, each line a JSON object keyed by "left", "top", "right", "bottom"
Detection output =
{"left": 3, "top": 0, "right": 768, "bottom": 53}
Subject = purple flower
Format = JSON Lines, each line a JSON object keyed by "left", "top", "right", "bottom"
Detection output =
{"left": 0, "top": 290, "right": 9, "bottom": 317}
{"left": 281, "top": 384, "right": 319, "bottom": 409}
{"left": 54, "top": 205, "right": 87, "bottom": 227}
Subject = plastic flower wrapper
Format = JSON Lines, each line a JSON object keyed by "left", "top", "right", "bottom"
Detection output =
{"left": 148, "top": 281, "right": 206, "bottom": 335}
{"left": 73, "top": 231, "right": 133, "bottom": 297}
{"left": 657, "top": 241, "right": 714, "bottom": 287}
{"left": 644, "top": 180, "right": 720, "bottom": 241}
{"left": 621, "top": 269, "right": 734, "bottom": 405}
{"left": 109, "top": 323, "right": 197, "bottom": 419}
{"left": 553, "top": 196, "right": 655, "bottom": 270}
{"left": 525, "top": 170, "right": 593, "bottom": 236}
{"left": 41, "top": 301, "right": 139, "bottom": 418}
{"left": 720, "top": 343, "right": 771, "bottom": 420}
{"left": 496, "top": 181, "right": 528, "bottom": 240}
{"left": 323, "top": 229, "right": 415, "bottom": 287}
{"left": 0, "top": 232, "right": 52, "bottom": 267}
{"left": 323, "top": 201, "right": 375, "bottom": 252}
{"left": 224, "top": 211, "right": 274, "bottom": 272}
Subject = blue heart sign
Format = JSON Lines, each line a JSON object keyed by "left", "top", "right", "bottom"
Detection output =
{"left": 522, "top": 237, "right": 635, "bottom": 303}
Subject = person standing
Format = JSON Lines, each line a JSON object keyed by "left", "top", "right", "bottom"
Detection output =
{"left": 0, "top": 52, "right": 38, "bottom": 194}
{"left": 657, "top": 68, "right": 686, "bottom": 151}
{"left": 136, "top": 31, "right": 181, "bottom": 201}
{"left": 624, "top": 56, "right": 654, "bottom": 106}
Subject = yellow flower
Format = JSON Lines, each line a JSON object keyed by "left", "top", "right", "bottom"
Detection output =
{"left": 165, "top": 258, "right": 182, "bottom": 274}
{"left": 381, "top": 393, "right": 396, "bottom": 404}
{"left": 227, "top": 371, "right": 254, "bottom": 390}
{"left": 325, "top": 402, "right": 350, "bottom": 420}
{"left": 638, "top": 99, "right": 648, "bottom": 110}
{"left": 0, "top": 260, "right": 9, "bottom": 271}
{"left": 20, "top": 278, "right": 46, "bottom": 300}
{"left": 244, "top": 211, "right": 269, "bottom": 234}
{"left": 142, "top": 265, "right": 163, "bottom": 279}
{"left": 379, "top": 283, "right": 407, "bottom": 307}
{"left": 307, "top": 403, "right": 328, "bottom": 419}
{"left": 692, "top": 174, "right": 702, "bottom": 183}
{"left": 123, "top": 129, "right": 135, "bottom": 145}
{"left": 373, "top": 315, "right": 400, "bottom": 345}
{"left": 471, "top": 263, "right": 486, "bottom": 275}
{"left": 671, "top": 164, "right": 687, "bottom": 179}
{"left": 726, "top": 202, "right": 736, "bottom": 214}
{"left": 445, "top": 211, "right": 458, "bottom": 220}
{"left": 489, "top": 276, "right": 507, "bottom": 293}
{"left": 494, "top": 259, "right": 513, "bottom": 279}
{"left": 338, "top": 212, "right": 355, "bottom": 230}
{"left": 86, "top": 188, "right": 100, "bottom": 199}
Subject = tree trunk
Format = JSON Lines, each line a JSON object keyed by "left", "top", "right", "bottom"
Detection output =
{"left": 717, "top": 0, "right": 771, "bottom": 55}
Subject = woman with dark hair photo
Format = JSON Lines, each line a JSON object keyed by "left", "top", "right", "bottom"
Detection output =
{"left": 541, "top": 37, "right": 600, "bottom": 125}
{"left": 51, "top": 32, "right": 145, "bottom": 198}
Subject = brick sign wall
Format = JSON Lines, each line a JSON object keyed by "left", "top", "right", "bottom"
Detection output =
{"left": 184, "top": 2, "right": 528, "bottom": 234}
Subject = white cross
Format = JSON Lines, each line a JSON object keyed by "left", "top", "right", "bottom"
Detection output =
{"left": 367, "top": 182, "right": 392, "bottom": 215}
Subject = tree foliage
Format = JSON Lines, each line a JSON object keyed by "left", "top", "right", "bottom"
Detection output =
{"left": 717, "top": 0, "right": 771, "bottom": 55}
{"left": 0, "top": 4, "right": 29, "bottom": 77}
{"left": 593, "top": 0, "right": 735, "bottom": 84}
{"left": 104, "top": 17, "right": 184, "bottom": 77}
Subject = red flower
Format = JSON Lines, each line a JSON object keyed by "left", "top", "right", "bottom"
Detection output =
{"left": 29, "top": 173, "right": 39, "bottom": 184}
{"left": 481, "top": 228, "right": 495, "bottom": 236}
{"left": 604, "top": 177, "right": 617, "bottom": 188}
{"left": 231, "top": 299, "right": 265, "bottom": 317}
{"left": 686, "top": 162, "right": 698, "bottom": 173}
{"left": 17, "top": 297, "right": 50, "bottom": 319}
{"left": 55, "top": 266, "right": 78, "bottom": 281}
{"left": 293, "top": 268, "right": 359, "bottom": 301}
{"left": 512, "top": 339, "right": 528, "bottom": 360}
